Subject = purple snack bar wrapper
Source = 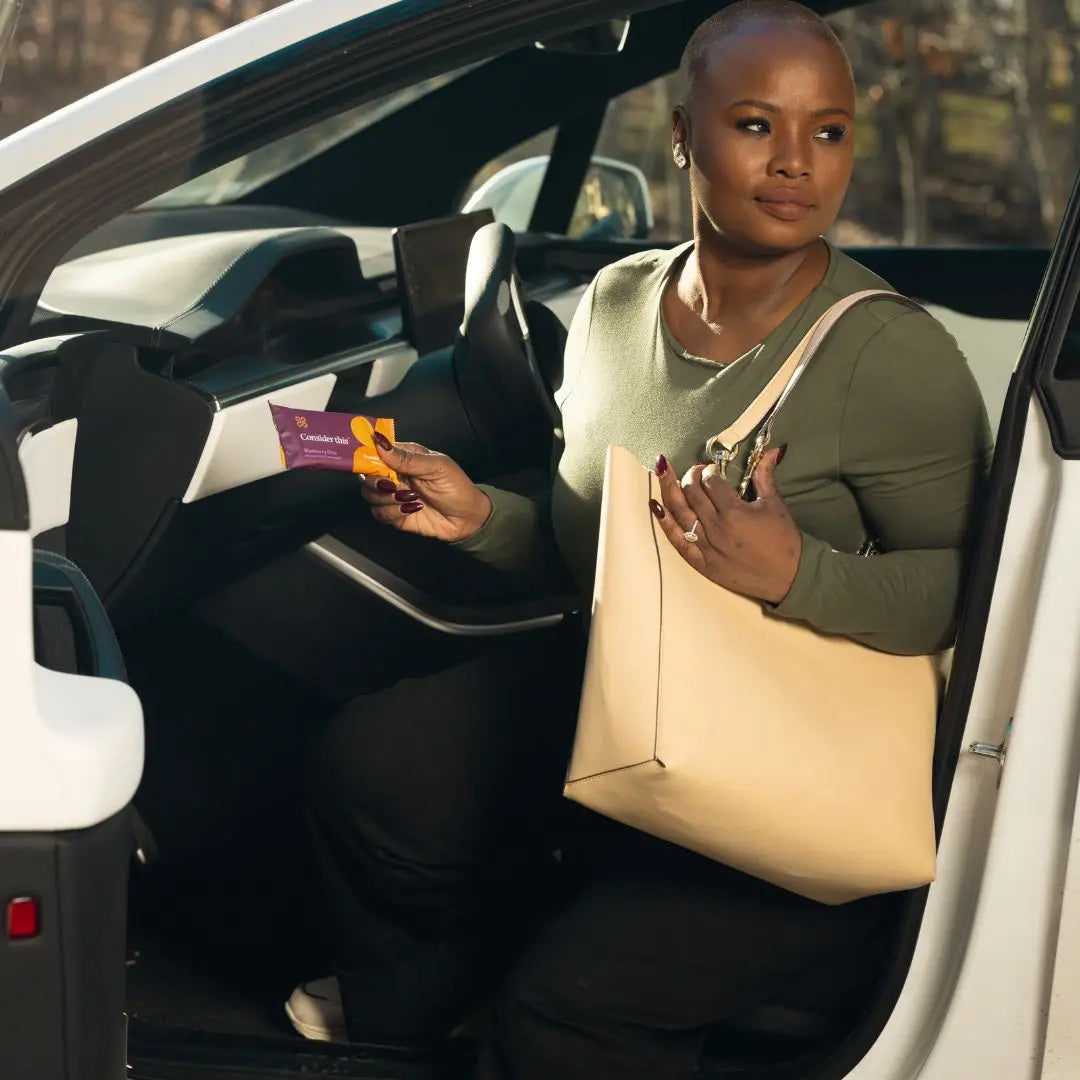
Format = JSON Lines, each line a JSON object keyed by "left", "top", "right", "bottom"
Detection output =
{"left": 270, "top": 403, "right": 398, "bottom": 478}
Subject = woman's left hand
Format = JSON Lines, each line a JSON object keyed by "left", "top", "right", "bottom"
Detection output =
{"left": 650, "top": 449, "right": 802, "bottom": 605}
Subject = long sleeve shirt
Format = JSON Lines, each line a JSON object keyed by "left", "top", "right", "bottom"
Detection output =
{"left": 456, "top": 241, "right": 993, "bottom": 656}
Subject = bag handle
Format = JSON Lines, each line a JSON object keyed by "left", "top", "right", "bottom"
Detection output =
{"left": 704, "top": 290, "right": 923, "bottom": 490}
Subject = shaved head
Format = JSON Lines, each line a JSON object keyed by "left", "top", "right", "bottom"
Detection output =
{"left": 669, "top": 0, "right": 856, "bottom": 255}
{"left": 681, "top": 0, "right": 851, "bottom": 107}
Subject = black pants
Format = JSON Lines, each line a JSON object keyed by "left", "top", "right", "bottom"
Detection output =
{"left": 306, "top": 624, "right": 887, "bottom": 1080}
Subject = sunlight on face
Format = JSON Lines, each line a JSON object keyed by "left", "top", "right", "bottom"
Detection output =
{"left": 686, "top": 28, "right": 856, "bottom": 254}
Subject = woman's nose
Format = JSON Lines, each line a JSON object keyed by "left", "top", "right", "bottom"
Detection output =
{"left": 769, "top": 136, "right": 811, "bottom": 179}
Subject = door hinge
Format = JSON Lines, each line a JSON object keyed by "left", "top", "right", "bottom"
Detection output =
{"left": 968, "top": 721, "right": 1012, "bottom": 786}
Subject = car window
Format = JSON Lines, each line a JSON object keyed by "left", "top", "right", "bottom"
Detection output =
{"left": 574, "top": 0, "right": 1079, "bottom": 248}
{"left": 588, "top": 72, "right": 686, "bottom": 242}
{"left": 463, "top": 74, "right": 683, "bottom": 240}
{"left": 145, "top": 68, "right": 477, "bottom": 209}
{"left": 462, "top": 127, "right": 658, "bottom": 241}
{"left": 827, "top": 0, "right": 1074, "bottom": 247}
{"left": 458, "top": 128, "right": 558, "bottom": 231}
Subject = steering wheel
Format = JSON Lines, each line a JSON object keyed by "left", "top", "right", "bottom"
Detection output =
{"left": 452, "top": 223, "right": 564, "bottom": 463}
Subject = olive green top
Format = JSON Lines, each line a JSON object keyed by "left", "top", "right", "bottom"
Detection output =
{"left": 456, "top": 241, "right": 993, "bottom": 655}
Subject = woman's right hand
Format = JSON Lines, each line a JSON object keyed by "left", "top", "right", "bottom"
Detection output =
{"left": 360, "top": 432, "right": 492, "bottom": 543}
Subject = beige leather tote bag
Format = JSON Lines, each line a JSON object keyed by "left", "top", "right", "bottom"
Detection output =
{"left": 564, "top": 291, "right": 941, "bottom": 905}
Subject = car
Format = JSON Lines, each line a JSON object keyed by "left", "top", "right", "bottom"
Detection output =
{"left": 0, "top": 0, "right": 1078, "bottom": 1078}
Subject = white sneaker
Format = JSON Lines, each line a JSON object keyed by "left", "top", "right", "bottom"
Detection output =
{"left": 285, "top": 975, "right": 348, "bottom": 1042}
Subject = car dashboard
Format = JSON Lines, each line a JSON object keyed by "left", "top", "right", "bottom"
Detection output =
{"left": 38, "top": 227, "right": 400, "bottom": 392}
{"left": 16, "top": 219, "right": 592, "bottom": 630}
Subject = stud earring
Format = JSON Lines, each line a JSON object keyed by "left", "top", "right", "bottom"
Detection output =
{"left": 673, "top": 144, "right": 688, "bottom": 169}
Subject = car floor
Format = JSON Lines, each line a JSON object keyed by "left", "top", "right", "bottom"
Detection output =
{"left": 116, "top": 550, "right": 499, "bottom": 1046}
{"left": 120, "top": 592, "right": 339, "bottom": 1043}
{"left": 114, "top": 553, "right": 836, "bottom": 1079}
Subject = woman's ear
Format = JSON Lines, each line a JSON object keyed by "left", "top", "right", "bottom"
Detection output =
{"left": 671, "top": 106, "right": 690, "bottom": 170}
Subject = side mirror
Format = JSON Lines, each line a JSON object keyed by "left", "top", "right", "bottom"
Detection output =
{"left": 462, "top": 155, "right": 654, "bottom": 241}
{"left": 571, "top": 157, "right": 654, "bottom": 241}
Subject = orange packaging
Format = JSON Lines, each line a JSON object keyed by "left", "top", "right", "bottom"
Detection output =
{"left": 270, "top": 404, "right": 398, "bottom": 481}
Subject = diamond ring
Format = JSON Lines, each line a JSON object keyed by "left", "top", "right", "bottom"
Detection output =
{"left": 684, "top": 520, "right": 700, "bottom": 544}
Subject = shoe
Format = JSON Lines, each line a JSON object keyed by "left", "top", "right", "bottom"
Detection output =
{"left": 285, "top": 975, "right": 348, "bottom": 1042}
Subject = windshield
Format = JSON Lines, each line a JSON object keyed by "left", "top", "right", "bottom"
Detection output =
{"left": 143, "top": 67, "right": 472, "bottom": 210}
{"left": 0, "top": 0, "right": 24, "bottom": 85}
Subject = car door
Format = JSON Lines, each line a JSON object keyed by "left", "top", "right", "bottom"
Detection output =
{"left": 834, "top": 173, "right": 1080, "bottom": 1079}
{"left": 0, "top": 357, "right": 143, "bottom": 1078}
{"left": 5, "top": 1, "right": 1080, "bottom": 1079}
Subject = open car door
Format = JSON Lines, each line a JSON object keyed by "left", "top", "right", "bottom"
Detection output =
{"left": 0, "top": 363, "right": 143, "bottom": 1077}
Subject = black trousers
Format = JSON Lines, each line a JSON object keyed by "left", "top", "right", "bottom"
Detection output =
{"left": 306, "top": 624, "right": 887, "bottom": 1080}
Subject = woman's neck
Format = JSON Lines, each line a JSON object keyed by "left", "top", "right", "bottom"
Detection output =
{"left": 680, "top": 222, "right": 827, "bottom": 330}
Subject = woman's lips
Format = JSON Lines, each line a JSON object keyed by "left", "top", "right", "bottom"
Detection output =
{"left": 754, "top": 197, "right": 815, "bottom": 221}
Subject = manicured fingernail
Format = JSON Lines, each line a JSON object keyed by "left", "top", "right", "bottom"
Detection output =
{"left": 776, "top": 444, "right": 788, "bottom": 465}
{"left": 394, "top": 489, "right": 419, "bottom": 502}
{"left": 372, "top": 431, "right": 393, "bottom": 451}
{"left": 656, "top": 454, "right": 669, "bottom": 477}
{"left": 400, "top": 502, "right": 424, "bottom": 515}
{"left": 648, "top": 499, "right": 665, "bottom": 519}
{"left": 376, "top": 478, "right": 397, "bottom": 493}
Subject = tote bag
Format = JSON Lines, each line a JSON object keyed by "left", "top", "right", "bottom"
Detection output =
{"left": 563, "top": 291, "right": 941, "bottom": 905}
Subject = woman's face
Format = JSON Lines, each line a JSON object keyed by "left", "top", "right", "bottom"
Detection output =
{"left": 678, "top": 29, "right": 855, "bottom": 255}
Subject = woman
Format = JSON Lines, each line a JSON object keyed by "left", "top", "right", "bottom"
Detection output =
{"left": 294, "top": 2, "right": 992, "bottom": 1076}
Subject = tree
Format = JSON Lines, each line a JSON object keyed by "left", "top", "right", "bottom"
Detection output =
{"left": 0, "top": 1, "right": 288, "bottom": 140}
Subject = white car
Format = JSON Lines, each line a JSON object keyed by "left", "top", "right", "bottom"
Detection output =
{"left": 0, "top": 1, "right": 1075, "bottom": 1079}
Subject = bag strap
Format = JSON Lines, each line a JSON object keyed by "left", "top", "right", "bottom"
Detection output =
{"left": 704, "top": 290, "right": 924, "bottom": 481}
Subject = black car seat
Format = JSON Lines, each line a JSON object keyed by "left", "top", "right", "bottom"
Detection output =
{"left": 453, "top": 223, "right": 565, "bottom": 469}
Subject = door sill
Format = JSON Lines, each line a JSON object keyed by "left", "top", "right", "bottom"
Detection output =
{"left": 127, "top": 1020, "right": 475, "bottom": 1080}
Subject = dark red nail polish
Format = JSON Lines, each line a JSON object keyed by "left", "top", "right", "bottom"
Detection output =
{"left": 376, "top": 479, "right": 397, "bottom": 493}
{"left": 372, "top": 431, "right": 393, "bottom": 451}
{"left": 648, "top": 499, "right": 665, "bottom": 520}
{"left": 776, "top": 444, "right": 788, "bottom": 465}
{"left": 401, "top": 502, "right": 424, "bottom": 515}
{"left": 656, "top": 454, "right": 669, "bottom": 477}
{"left": 394, "top": 489, "right": 419, "bottom": 502}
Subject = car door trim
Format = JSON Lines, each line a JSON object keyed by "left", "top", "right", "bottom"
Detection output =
{"left": 17, "top": 418, "right": 78, "bottom": 536}
{"left": 306, "top": 534, "right": 572, "bottom": 635}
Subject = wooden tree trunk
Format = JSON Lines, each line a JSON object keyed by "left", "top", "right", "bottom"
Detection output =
{"left": 888, "top": 23, "right": 932, "bottom": 245}
{"left": 1017, "top": 0, "right": 1066, "bottom": 239}
{"left": 142, "top": 0, "right": 179, "bottom": 66}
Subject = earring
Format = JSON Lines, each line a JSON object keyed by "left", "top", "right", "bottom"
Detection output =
{"left": 673, "top": 144, "right": 688, "bottom": 169}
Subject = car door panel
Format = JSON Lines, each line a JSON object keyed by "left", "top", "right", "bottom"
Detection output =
{"left": 0, "top": 406, "right": 141, "bottom": 1080}
{"left": 0, "top": 333, "right": 104, "bottom": 552}
{"left": 17, "top": 418, "right": 78, "bottom": 537}
{"left": 0, "top": 809, "right": 132, "bottom": 1080}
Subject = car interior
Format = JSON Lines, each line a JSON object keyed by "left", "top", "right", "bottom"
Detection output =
{"left": 2, "top": 0, "right": 1047, "bottom": 1076}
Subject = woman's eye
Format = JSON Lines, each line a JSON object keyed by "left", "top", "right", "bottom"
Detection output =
{"left": 736, "top": 117, "right": 771, "bottom": 135}
{"left": 815, "top": 124, "right": 848, "bottom": 143}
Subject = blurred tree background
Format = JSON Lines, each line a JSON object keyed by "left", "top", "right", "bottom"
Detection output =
{"left": 0, "top": 0, "right": 286, "bottom": 139}
{"left": 1, "top": 0, "right": 1077, "bottom": 247}
{"left": 574, "top": 0, "right": 1080, "bottom": 247}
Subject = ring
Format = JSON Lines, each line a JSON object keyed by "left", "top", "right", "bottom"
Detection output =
{"left": 684, "top": 520, "right": 700, "bottom": 544}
